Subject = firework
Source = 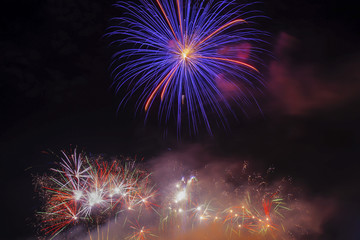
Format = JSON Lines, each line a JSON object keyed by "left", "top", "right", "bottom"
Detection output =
{"left": 36, "top": 150, "right": 156, "bottom": 238}
{"left": 35, "top": 151, "right": 295, "bottom": 240}
{"left": 158, "top": 173, "right": 289, "bottom": 239}
{"left": 127, "top": 222, "right": 157, "bottom": 240}
{"left": 108, "top": 0, "right": 266, "bottom": 134}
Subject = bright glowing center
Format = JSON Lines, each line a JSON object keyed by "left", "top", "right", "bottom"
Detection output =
{"left": 88, "top": 191, "right": 102, "bottom": 206}
{"left": 114, "top": 187, "right": 121, "bottom": 194}
{"left": 181, "top": 49, "right": 191, "bottom": 59}
{"left": 175, "top": 189, "right": 186, "bottom": 202}
{"left": 73, "top": 190, "right": 83, "bottom": 200}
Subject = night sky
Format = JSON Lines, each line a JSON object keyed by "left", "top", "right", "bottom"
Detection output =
{"left": 1, "top": 0, "right": 360, "bottom": 239}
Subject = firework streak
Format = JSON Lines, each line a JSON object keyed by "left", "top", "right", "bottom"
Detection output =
{"left": 35, "top": 151, "right": 291, "bottom": 239}
{"left": 108, "top": 0, "right": 266, "bottom": 134}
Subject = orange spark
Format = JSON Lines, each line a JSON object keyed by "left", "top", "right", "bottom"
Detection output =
{"left": 198, "top": 56, "right": 259, "bottom": 72}
{"left": 196, "top": 19, "right": 246, "bottom": 48}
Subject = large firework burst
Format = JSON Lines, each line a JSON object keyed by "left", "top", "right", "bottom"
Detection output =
{"left": 108, "top": 0, "right": 266, "bottom": 134}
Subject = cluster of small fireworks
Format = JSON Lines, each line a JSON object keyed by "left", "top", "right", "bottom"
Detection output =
{"left": 35, "top": 150, "right": 156, "bottom": 239}
{"left": 35, "top": 151, "right": 293, "bottom": 239}
{"left": 158, "top": 167, "right": 290, "bottom": 239}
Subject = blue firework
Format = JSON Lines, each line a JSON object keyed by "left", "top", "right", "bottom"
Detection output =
{"left": 108, "top": 0, "right": 266, "bottom": 134}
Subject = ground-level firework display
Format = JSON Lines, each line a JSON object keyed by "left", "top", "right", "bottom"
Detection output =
{"left": 35, "top": 150, "right": 156, "bottom": 239}
{"left": 159, "top": 176, "right": 288, "bottom": 239}
{"left": 35, "top": 149, "right": 303, "bottom": 240}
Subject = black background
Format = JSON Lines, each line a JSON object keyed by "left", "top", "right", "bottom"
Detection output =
{"left": 1, "top": 0, "right": 359, "bottom": 239}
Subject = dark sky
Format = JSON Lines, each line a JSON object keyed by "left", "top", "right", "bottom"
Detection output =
{"left": 1, "top": 0, "right": 359, "bottom": 239}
